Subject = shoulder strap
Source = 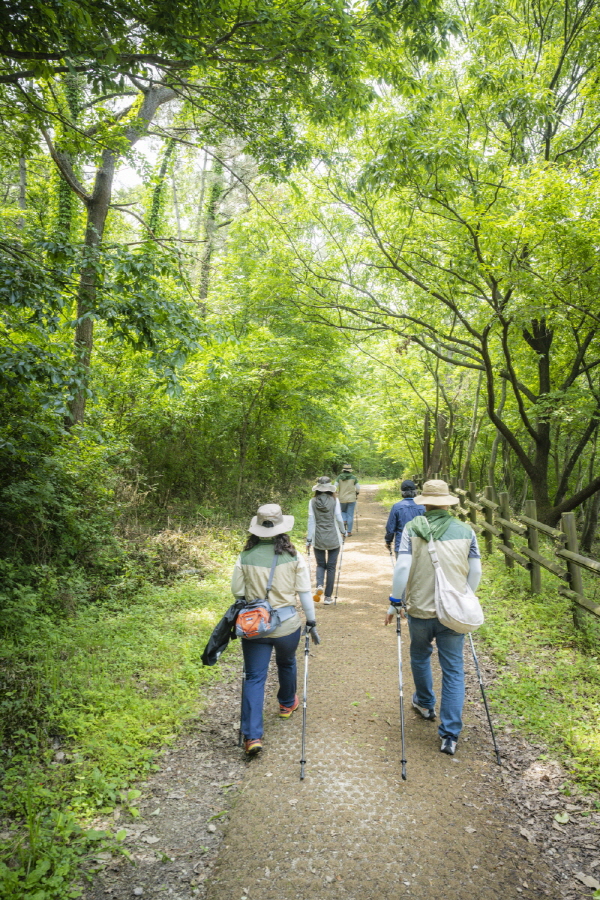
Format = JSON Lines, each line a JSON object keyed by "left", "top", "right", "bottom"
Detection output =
{"left": 266, "top": 552, "right": 278, "bottom": 598}
{"left": 424, "top": 520, "right": 442, "bottom": 570}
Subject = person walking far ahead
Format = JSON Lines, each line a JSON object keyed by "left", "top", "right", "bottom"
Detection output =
{"left": 307, "top": 477, "right": 346, "bottom": 605}
{"left": 386, "top": 480, "right": 482, "bottom": 756}
{"left": 334, "top": 463, "right": 360, "bottom": 535}
{"left": 231, "top": 504, "right": 320, "bottom": 756}
{"left": 385, "top": 479, "right": 425, "bottom": 558}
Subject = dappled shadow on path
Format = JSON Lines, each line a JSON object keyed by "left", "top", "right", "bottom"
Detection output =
{"left": 206, "top": 488, "right": 561, "bottom": 900}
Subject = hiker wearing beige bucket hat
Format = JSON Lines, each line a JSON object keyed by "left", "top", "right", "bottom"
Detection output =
{"left": 334, "top": 463, "right": 360, "bottom": 534}
{"left": 231, "top": 504, "right": 319, "bottom": 756}
{"left": 306, "top": 477, "right": 346, "bottom": 604}
{"left": 386, "top": 480, "right": 483, "bottom": 757}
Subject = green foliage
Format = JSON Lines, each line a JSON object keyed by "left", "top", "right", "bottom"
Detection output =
{"left": 477, "top": 554, "right": 600, "bottom": 791}
{"left": 0, "top": 554, "right": 239, "bottom": 898}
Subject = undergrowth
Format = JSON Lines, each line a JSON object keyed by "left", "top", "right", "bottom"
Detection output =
{"left": 0, "top": 526, "right": 243, "bottom": 899}
{"left": 477, "top": 553, "right": 600, "bottom": 792}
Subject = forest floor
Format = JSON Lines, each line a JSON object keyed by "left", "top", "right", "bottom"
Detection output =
{"left": 85, "top": 488, "right": 599, "bottom": 900}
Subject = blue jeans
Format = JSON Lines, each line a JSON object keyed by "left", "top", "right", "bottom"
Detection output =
{"left": 341, "top": 501, "right": 356, "bottom": 532}
{"left": 407, "top": 615, "right": 465, "bottom": 741}
{"left": 241, "top": 628, "right": 301, "bottom": 741}
{"left": 314, "top": 546, "right": 340, "bottom": 597}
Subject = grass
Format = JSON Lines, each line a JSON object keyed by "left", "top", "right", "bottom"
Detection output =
{"left": 0, "top": 528, "right": 243, "bottom": 899}
{"left": 476, "top": 552, "right": 600, "bottom": 792}
{"left": 376, "top": 484, "right": 600, "bottom": 793}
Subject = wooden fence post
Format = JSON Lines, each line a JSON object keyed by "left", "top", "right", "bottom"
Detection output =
{"left": 499, "top": 491, "right": 513, "bottom": 569}
{"left": 561, "top": 512, "right": 586, "bottom": 629}
{"left": 484, "top": 486, "right": 494, "bottom": 554}
{"left": 468, "top": 482, "right": 478, "bottom": 528}
{"left": 525, "top": 499, "right": 542, "bottom": 592}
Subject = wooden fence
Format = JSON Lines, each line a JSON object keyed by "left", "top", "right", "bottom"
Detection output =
{"left": 411, "top": 473, "right": 600, "bottom": 622}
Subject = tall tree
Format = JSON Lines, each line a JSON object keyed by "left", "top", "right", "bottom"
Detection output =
{"left": 273, "top": 0, "right": 600, "bottom": 523}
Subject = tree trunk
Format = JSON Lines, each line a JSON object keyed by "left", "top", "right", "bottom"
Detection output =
{"left": 487, "top": 381, "right": 507, "bottom": 496}
{"left": 62, "top": 85, "right": 176, "bottom": 425}
{"left": 148, "top": 139, "right": 176, "bottom": 234}
{"left": 422, "top": 408, "right": 431, "bottom": 476}
{"left": 68, "top": 152, "right": 115, "bottom": 425}
{"left": 581, "top": 491, "right": 600, "bottom": 553}
{"left": 428, "top": 412, "right": 447, "bottom": 477}
{"left": 17, "top": 157, "right": 26, "bottom": 228}
{"left": 198, "top": 159, "right": 224, "bottom": 315}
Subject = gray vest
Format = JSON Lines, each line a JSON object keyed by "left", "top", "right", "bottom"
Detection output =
{"left": 311, "top": 494, "right": 341, "bottom": 550}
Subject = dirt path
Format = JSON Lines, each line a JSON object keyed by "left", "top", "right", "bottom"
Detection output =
{"left": 205, "top": 488, "right": 561, "bottom": 900}
{"left": 88, "top": 488, "right": 578, "bottom": 900}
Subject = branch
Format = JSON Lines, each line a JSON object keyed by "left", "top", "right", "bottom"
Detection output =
{"left": 551, "top": 473, "right": 600, "bottom": 521}
{"left": 554, "top": 412, "right": 600, "bottom": 506}
{"left": 40, "top": 128, "right": 91, "bottom": 203}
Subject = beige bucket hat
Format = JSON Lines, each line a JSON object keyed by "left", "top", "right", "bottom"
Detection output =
{"left": 312, "top": 476, "right": 336, "bottom": 492}
{"left": 248, "top": 503, "right": 294, "bottom": 537}
{"left": 414, "top": 479, "right": 459, "bottom": 506}
{"left": 342, "top": 463, "right": 352, "bottom": 471}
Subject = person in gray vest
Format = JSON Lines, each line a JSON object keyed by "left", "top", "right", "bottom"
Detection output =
{"left": 306, "top": 477, "right": 346, "bottom": 605}
{"left": 334, "top": 463, "right": 360, "bottom": 535}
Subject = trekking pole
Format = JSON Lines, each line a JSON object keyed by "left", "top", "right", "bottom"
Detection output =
{"left": 396, "top": 607, "right": 407, "bottom": 781}
{"left": 300, "top": 631, "right": 310, "bottom": 780}
{"left": 306, "top": 544, "right": 312, "bottom": 588}
{"left": 468, "top": 633, "right": 501, "bottom": 766}
{"left": 389, "top": 547, "right": 395, "bottom": 571}
{"left": 333, "top": 538, "right": 345, "bottom": 606}
{"left": 237, "top": 661, "right": 246, "bottom": 747}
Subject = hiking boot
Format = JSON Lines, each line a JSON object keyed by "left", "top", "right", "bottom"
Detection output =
{"left": 244, "top": 738, "right": 263, "bottom": 756}
{"left": 279, "top": 695, "right": 299, "bottom": 718}
{"left": 324, "top": 597, "right": 334, "bottom": 605}
{"left": 412, "top": 696, "right": 435, "bottom": 720}
{"left": 314, "top": 586, "right": 324, "bottom": 603}
{"left": 440, "top": 736, "right": 457, "bottom": 756}
{"left": 347, "top": 532, "right": 352, "bottom": 536}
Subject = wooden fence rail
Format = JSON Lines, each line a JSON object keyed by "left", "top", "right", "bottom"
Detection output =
{"left": 411, "top": 472, "right": 600, "bottom": 622}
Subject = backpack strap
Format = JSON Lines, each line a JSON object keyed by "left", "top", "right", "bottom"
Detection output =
{"left": 265, "top": 552, "right": 278, "bottom": 600}
{"left": 424, "top": 520, "right": 442, "bottom": 570}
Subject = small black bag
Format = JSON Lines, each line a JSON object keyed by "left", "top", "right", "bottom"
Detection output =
{"left": 201, "top": 598, "right": 246, "bottom": 666}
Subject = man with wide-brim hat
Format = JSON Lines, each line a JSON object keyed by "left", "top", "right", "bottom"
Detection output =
{"left": 385, "top": 479, "right": 425, "bottom": 558}
{"left": 231, "top": 503, "right": 319, "bottom": 756}
{"left": 386, "top": 479, "right": 482, "bottom": 757}
{"left": 334, "top": 464, "right": 360, "bottom": 535}
{"left": 307, "top": 477, "right": 346, "bottom": 604}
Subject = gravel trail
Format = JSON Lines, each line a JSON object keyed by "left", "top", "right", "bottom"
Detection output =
{"left": 205, "top": 487, "right": 562, "bottom": 900}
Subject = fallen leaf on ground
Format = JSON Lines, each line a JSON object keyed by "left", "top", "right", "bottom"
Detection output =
{"left": 575, "top": 872, "right": 600, "bottom": 890}
{"left": 554, "top": 812, "right": 570, "bottom": 824}
{"left": 519, "top": 828, "right": 535, "bottom": 842}
{"left": 465, "top": 826, "right": 476, "bottom": 834}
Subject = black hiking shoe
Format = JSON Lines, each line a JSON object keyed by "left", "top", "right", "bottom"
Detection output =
{"left": 440, "top": 737, "right": 457, "bottom": 756}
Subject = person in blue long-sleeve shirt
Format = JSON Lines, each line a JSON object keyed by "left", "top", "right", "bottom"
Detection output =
{"left": 385, "top": 480, "right": 425, "bottom": 557}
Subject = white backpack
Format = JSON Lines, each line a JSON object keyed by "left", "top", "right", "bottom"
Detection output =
{"left": 426, "top": 529, "right": 484, "bottom": 634}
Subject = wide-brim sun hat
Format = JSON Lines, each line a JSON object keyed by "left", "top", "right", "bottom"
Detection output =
{"left": 342, "top": 463, "right": 352, "bottom": 471}
{"left": 248, "top": 503, "right": 294, "bottom": 537}
{"left": 414, "top": 479, "right": 459, "bottom": 506}
{"left": 312, "top": 476, "right": 336, "bottom": 492}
